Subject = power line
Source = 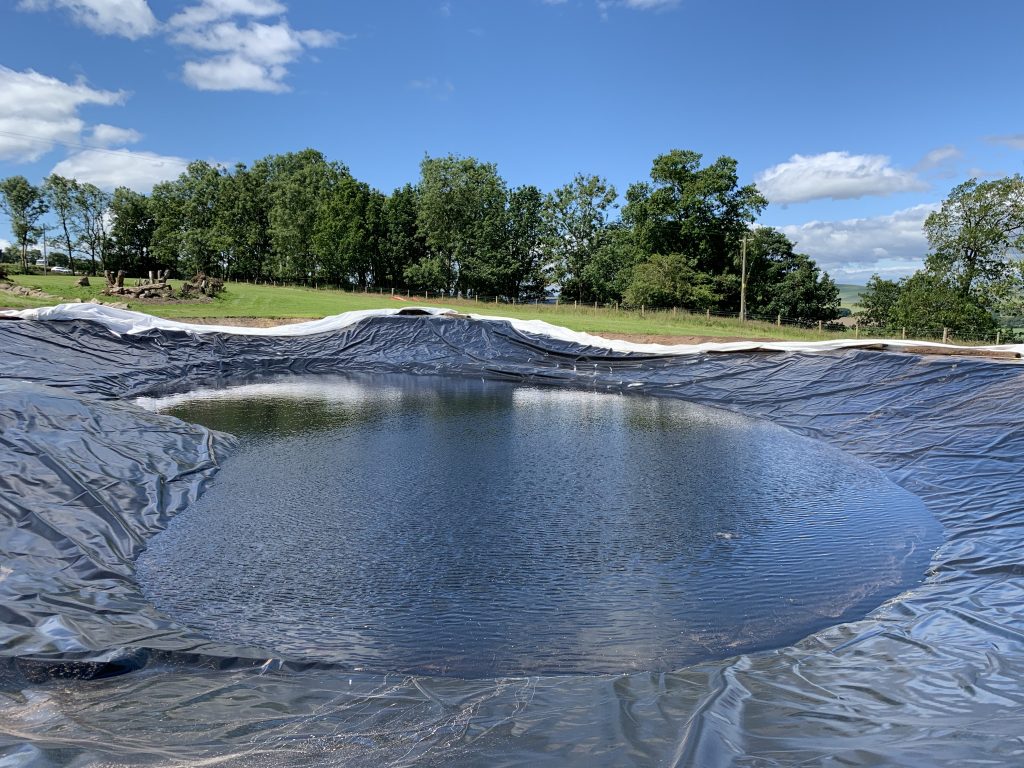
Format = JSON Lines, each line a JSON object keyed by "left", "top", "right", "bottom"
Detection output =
{"left": 0, "top": 129, "right": 184, "bottom": 166}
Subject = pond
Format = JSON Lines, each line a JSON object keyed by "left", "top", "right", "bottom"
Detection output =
{"left": 136, "top": 374, "right": 942, "bottom": 677}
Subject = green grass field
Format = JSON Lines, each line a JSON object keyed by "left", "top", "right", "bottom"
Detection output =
{"left": 6, "top": 273, "right": 857, "bottom": 342}
{"left": 836, "top": 283, "right": 866, "bottom": 311}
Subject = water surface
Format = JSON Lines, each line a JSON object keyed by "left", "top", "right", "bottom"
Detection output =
{"left": 136, "top": 375, "right": 941, "bottom": 677}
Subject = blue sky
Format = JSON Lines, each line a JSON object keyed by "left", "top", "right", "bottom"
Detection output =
{"left": 1, "top": 0, "right": 1022, "bottom": 283}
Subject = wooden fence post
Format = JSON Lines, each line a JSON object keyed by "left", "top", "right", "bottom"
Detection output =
{"left": 942, "top": 327, "right": 949, "bottom": 344}
{"left": 776, "top": 313, "right": 781, "bottom": 327}
{"left": 818, "top": 320, "right": 823, "bottom": 333}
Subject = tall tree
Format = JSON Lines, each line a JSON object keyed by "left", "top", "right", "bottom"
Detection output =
{"left": 151, "top": 161, "right": 225, "bottom": 277}
{"left": 857, "top": 274, "right": 902, "bottom": 328}
{"left": 217, "top": 162, "right": 273, "bottom": 281}
{"left": 742, "top": 227, "right": 839, "bottom": 323}
{"left": 109, "top": 187, "right": 157, "bottom": 274}
{"left": 544, "top": 173, "right": 617, "bottom": 302}
{"left": 924, "top": 175, "right": 1024, "bottom": 308}
{"left": 379, "top": 184, "right": 425, "bottom": 290}
{"left": 892, "top": 271, "right": 998, "bottom": 339}
{"left": 413, "top": 154, "right": 507, "bottom": 294}
{"left": 74, "top": 183, "right": 112, "bottom": 274}
{"left": 313, "top": 175, "right": 381, "bottom": 287}
{"left": 43, "top": 174, "right": 81, "bottom": 275}
{"left": 623, "top": 150, "right": 767, "bottom": 279}
{"left": 265, "top": 149, "right": 342, "bottom": 283}
{"left": 0, "top": 176, "right": 48, "bottom": 271}
{"left": 494, "top": 184, "right": 547, "bottom": 300}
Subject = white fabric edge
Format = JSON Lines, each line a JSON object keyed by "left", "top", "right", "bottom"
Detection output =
{"left": 4, "top": 302, "right": 1023, "bottom": 357}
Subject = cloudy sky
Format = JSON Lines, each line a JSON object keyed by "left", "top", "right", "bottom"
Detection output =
{"left": 1, "top": 0, "right": 1022, "bottom": 282}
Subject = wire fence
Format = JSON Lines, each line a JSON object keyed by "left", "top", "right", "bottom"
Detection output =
{"left": 348, "top": 286, "right": 1021, "bottom": 346}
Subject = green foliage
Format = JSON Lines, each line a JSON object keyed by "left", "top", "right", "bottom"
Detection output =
{"left": 381, "top": 184, "right": 426, "bottom": 289}
{"left": 0, "top": 146, "right": 842, "bottom": 324}
{"left": 109, "top": 187, "right": 157, "bottom": 274}
{"left": 43, "top": 174, "right": 81, "bottom": 274}
{"left": 623, "top": 252, "right": 722, "bottom": 310}
{"left": 893, "top": 272, "right": 998, "bottom": 337}
{"left": 414, "top": 154, "right": 508, "bottom": 294}
{"left": 74, "top": 182, "right": 112, "bottom": 274}
{"left": 623, "top": 149, "right": 767, "bottom": 278}
{"left": 152, "top": 161, "right": 226, "bottom": 277}
{"left": 857, "top": 274, "right": 902, "bottom": 328}
{"left": 0, "top": 175, "right": 48, "bottom": 271}
{"left": 743, "top": 228, "right": 839, "bottom": 324}
{"left": 924, "top": 175, "right": 1024, "bottom": 299}
{"left": 493, "top": 184, "right": 548, "bottom": 300}
{"left": 544, "top": 173, "right": 618, "bottom": 301}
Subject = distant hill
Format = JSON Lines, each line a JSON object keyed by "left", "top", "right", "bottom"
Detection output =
{"left": 837, "top": 284, "right": 866, "bottom": 310}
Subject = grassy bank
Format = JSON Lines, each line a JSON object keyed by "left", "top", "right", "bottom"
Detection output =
{"left": 7, "top": 273, "right": 855, "bottom": 342}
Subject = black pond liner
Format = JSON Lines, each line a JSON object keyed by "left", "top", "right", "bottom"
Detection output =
{"left": 2, "top": 307, "right": 1024, "bottom": 767}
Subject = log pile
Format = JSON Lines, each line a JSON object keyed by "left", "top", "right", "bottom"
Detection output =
{"left": 104, "top": 270, "right": 175, "bottom": 299}
{"left": 100, "top": 270, "right": 225, "bottom": 301}
{"left": 178, "top": 272, "right": 224, "bottom": 298}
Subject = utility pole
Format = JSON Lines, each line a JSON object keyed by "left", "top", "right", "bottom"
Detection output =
{"left": 739, "top": 235, "right": 748, "bottom": 322}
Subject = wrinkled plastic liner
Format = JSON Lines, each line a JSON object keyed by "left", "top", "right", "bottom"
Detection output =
{"left": 2, "top": 312, "right": 1024, "bottom": 767}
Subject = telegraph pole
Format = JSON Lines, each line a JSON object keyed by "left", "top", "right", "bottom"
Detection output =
{"left": 739, "top": 235, "right": 747, "bottom": 322}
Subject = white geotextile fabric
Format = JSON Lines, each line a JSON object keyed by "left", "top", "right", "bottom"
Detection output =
{"left": 6, "top": 302, "right": 1024, "bottom": 357}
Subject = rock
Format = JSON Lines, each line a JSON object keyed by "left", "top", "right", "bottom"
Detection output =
{"left": 75, "top": 276, "right": 90, "bottom": 287}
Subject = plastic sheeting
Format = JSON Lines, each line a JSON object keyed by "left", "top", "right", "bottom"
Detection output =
{"left": 2, "top": 305, "right": 1024, "bottom": 767}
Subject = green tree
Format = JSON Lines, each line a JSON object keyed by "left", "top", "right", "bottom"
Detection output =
{"left": 623, "top": 252, "right": 722, "bottom": 310}
{"left": 892, "top": 271, "right": 997, "bottom": 339}
{"left": 491, "top": 184, "right": 547, "bottom": 300}
{"left": 75, "top": 182, "right": 112, "bottom": 274}
{"left": 544, "top": 173, "right": 617, "bottom": 302}
{"left": 313, "top": 174, "right": 380, "bottom": 287}
{"left": 623, "top": 150, "right": 767, "bottom": 280}
{"left": 152, "top": 161, "right": 226, "bottom": 277}
{"left": 217, "top": 162, "right": 273, "bottom": 282}
{"left": 43, "top": 174, "right": 81, "bottom": 275}
{"left": 581, "top": 224, "right": 642, "bottom": 304}
{"left": 0, "top": 176, "right": 49, "bottom": 271}
{"left": 413, "top": 154, "right": 508, "bottom": 294}
{"left": 265, "top": 149, "right": 342, "bottom": 283}
{"left": 109, "top": 187, "right": 157, "bottom": 274}
{"left": 380, "top": 184, "right": 426, "bottom": 291}
{"left": 924, "top": 175, "right": 1024, "bottom": 304}
{"left": 857, "top": 274, "right": 902, "bottom": 328}
{"left": 743, "top": 227, "right": 839, "bottom": 324}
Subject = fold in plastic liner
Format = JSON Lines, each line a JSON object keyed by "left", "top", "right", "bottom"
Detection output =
{"left": 2, "top": 304, "right": 1024, "bottom": 767}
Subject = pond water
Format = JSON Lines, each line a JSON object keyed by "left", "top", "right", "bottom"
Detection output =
{"left": 136, "top": 374, "right": 942, "bottom": 677}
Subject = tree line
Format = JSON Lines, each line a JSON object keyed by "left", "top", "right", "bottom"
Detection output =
{"left": 0, "top": 148, "right": 844, "bottom": 322}
{"left": 858, "top": 175, "right": 1024, "bottom": 338}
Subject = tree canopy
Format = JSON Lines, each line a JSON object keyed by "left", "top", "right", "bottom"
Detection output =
{"left": 1, "top": 147, "right": 846, "bottom": 327}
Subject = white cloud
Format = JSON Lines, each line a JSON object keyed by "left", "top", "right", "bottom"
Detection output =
{"left": 89, "top": 123, "right": 142, "bottom": 147}
{"left": 168, "top": 0, "right": 284, "bottom": 27}
{"left": 915, "top": 145, "right": 961, "bottom": 171}
{"left": 169, "top": 0, "right": 342, "bottom": 92}
{"left": 17, "top": 0, "right": 158, "bottom": 39}
{"left": 0, "top": 238, "right": 11, "bottom": 251}
{"left": 987, "top": 134, "right": 1024, "bottom": 150}
{"left": 410, "top": 77, "right": 455, "bottom": 97}
{"left": 52, "top": 148, "right": 189, "bottom": 192}
{"left": 622, "top": 0, "right": 679, "bottom": 7}
{"left": 0, "top": 66, "right": 125, "bottom": 162}
{"left": 778, "top": 203, "right": 938, "bottom": 281}
{"left": 756, "top": 151, "right": 927, "bottom": 205}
